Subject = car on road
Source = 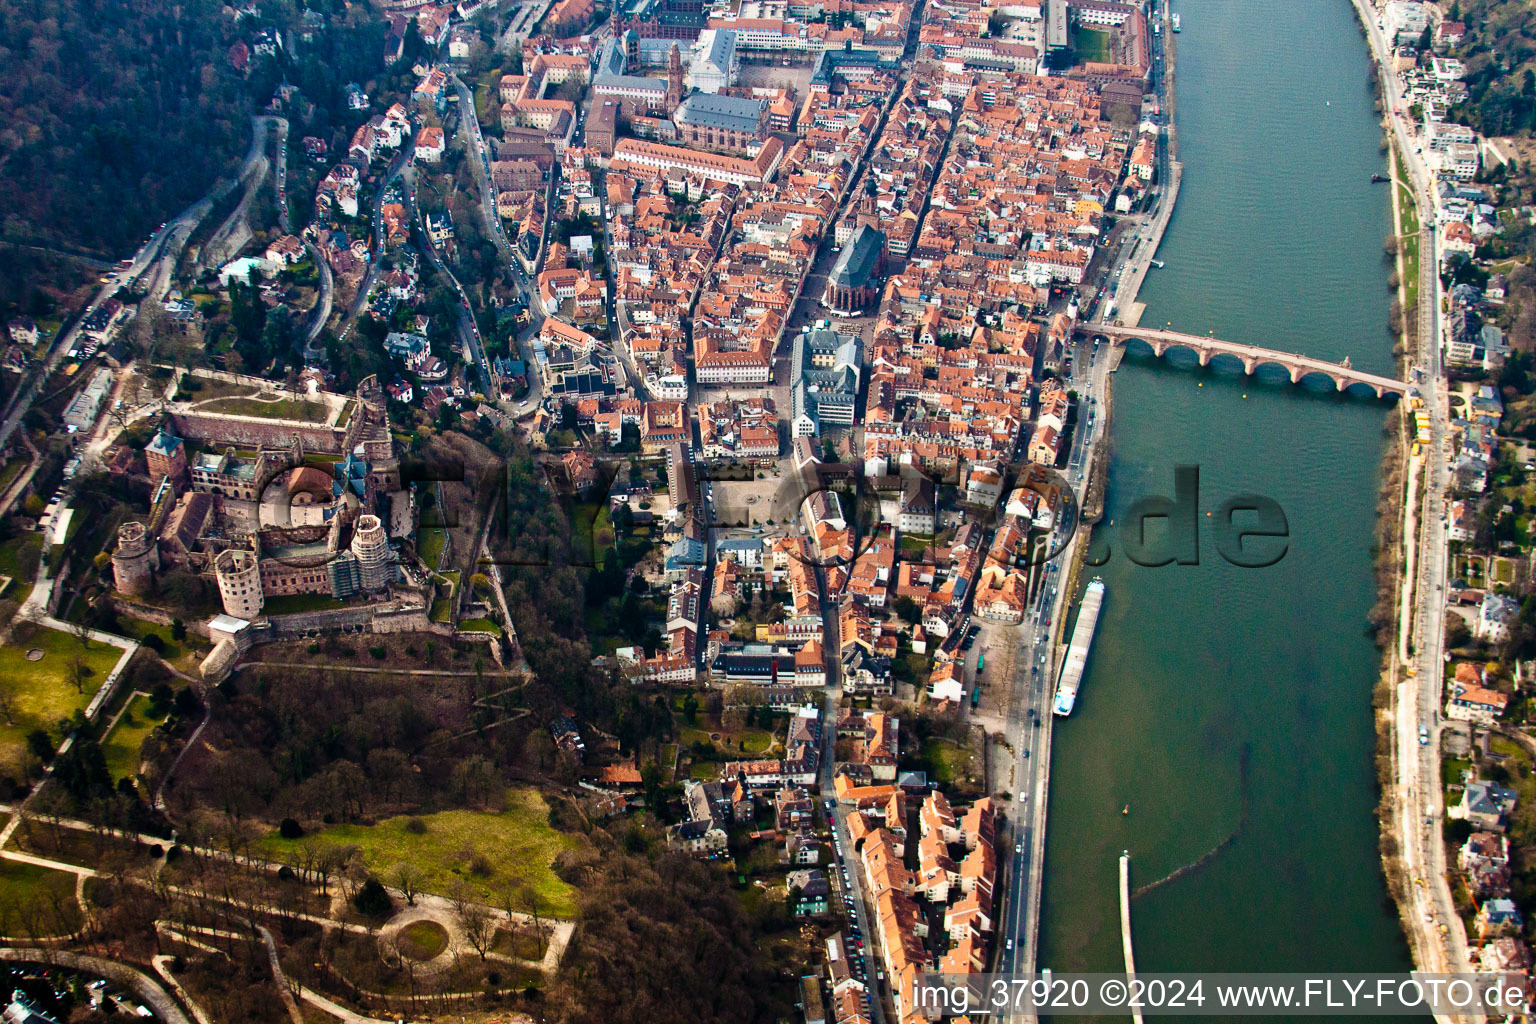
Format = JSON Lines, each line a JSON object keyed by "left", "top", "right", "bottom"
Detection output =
{"left": 1006, "top": 939, "right": 1014, "bottom": 951}
{"left": 1418, "top": 725, "right": 1429, "bottom": 746}
{"left": 1023, "top": 749, "right": 1030, "bottom": 758}
{"left": 1015, "top": 842, "right": 1022, "bottom": 853}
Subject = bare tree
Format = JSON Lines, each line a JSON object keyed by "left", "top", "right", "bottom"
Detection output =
{"left": 447, "top": 879, "right": 474, "bottom": 919}
{"left": 69, "top": 617, "right": 91, "bottom": 650}
{"left": 520, "top": 884, "right": 546, "bottom": 956}
{"left": 390, "top": 861, "right": 426, "bottom": 906}
{"left": 459, "top": 901, "right": 495, "bottom": 961}
{"left": 68, "top": 654, "right": 88, "bottom": 694}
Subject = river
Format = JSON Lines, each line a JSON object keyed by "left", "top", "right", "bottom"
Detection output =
{"left": 1038, "top": 0, "right": 1414, "bottom": 993}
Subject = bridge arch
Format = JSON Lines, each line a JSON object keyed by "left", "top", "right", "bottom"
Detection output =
{"left": 1081, "top": 324, "right": 1404, "bottom": 402}
{"left": 1117, "top": 335, "right": 1209, "bottom": 364}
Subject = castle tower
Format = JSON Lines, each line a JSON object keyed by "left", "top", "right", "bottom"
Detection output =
{"left": 144, "top": 426, "right": 188, "bottom": 494}
{"left": 667, "top": 43, "right": 685, "bottom": 111}
{"left": 349, "top": 514, "right": 390, "bottom": 592}
{"left": 111, "top": 521, "right": 159, "bottom": 597}
{"left": 214, "top": 548, "right": 264, "bottom": 619}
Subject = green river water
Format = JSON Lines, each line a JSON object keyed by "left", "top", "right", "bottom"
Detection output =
{"left": 1038, "top": 0, "right": 1415, "bottom": 991}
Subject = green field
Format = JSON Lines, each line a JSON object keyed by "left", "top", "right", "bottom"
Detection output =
{"left": 419, "top": 528, "right": 447, "bottom": 568}
{"left": 0, "top": 457, "right": 27, "bottom": 497}
{"left": 458, "top": 617, "right": 502, "bottom": 636}
{"left": 0, "top": 626, "right": 125, "bottom": 774}
{"left": 199, "top": 395, "right": 331, "bottom": 422}
{"left": 179, "top": 377, "right": 253, "bottom": 402}
{"left": 681, "top": 724, "right": 776, "bottom": 757}
{"left": 260, "top": 788, "right": 583, "bottom": 917}
{"left": 921, "top": 736, "right": 976, "bottom": 787}
{"left": 112, "top": 616, "right": 200, "bottom": 667}
{"left": 1443, "top": 757, "right": 1472, "bottom": 788}
{"left": 1394, "top": 153, "right": 1421, "bottom": 314}
{"left": 1072, "top": 24, "right": 1112, "bottom": 63}
{"left": 0, "top": 859, "right": 82, "bottom": 936}
{"left": 0, "top": 534, "right": 41, "bottom": 611}
{"left": 101, "top": 693, "right": 168, "bottom": 783}
{"left": 398, "top": 919, "right": 450, "bottom": 960}
{"left": 261, "top": 592, "right": 347, "bottom": 614}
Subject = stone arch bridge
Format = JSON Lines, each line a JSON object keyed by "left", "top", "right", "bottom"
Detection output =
{"left": 1079, "top": 322, "right": 1408, "bottom": 399}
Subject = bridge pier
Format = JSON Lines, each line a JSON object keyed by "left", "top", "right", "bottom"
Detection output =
{"left": 1289, "top": 366, "right": 1304, "bottom": 384}
{"left": 1197, "top": 348, "right": 1212, "bottom": 367}
{"left": 1151, "top": 340, "right": 1169, "bottom": 358}
{"left": 1332, "top": 375, "right": 1347, "bottom": 391}
{"left": 1242, "top": 357, "right": 1258, "bottom": 375}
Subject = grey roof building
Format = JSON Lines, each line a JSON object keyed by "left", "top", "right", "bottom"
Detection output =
{"left": 689, "top": 28, "right": 739, "bottom": 92}
{"left": 823, "top": 223, "right": 884, "bottom": 313}
{"left": 791, "top": 328, "right": 860, "bottom": 437}
{"left": 809, "top": 44, "right": 884, "bottom": 89}
{"left": 673, "top": 92, "right": 766, "bottom": 134}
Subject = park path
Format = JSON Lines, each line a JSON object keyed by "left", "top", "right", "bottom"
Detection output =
{"left": 0, "top": 801, "right": 573, "bottom": 973}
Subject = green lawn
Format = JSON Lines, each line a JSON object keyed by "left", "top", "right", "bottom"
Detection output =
{"left": 1394, "top": 153, "right": 1421, "bottom": 313}
{"left": 569, "top": 502, "right": 603, "bottom": 565}
{"left": 430, "top": 599, "right": 453, "bottom": 623}
{"left": 419, "top": 528, "right": 447, "bottom": 568}
{"left": 1443, "top": 757, "right": 1472, "bottom": 788}
{"left": 0, "top": 626, "right": 125, "bottom": 774}
{"left": 458, "top": 617, "right": 502, "bottom": 636}
{"left": 178, "top": 377, "right": 253, "bottom": 403}
{"left": 199, "top": 395, "right": 331, "bottom": 422}
{"left": 261, "top": 592, "right": 346, "bottom": 615}
{"left": 398, "top": 919, "right": 450, "bottom": 960}
{"left": 260, "top": 788, "right": 583, "bottom": 917}
{"left": 900, "top": 533, "right": 935, "bottom": 553}
{"left": 0, "top": 457, "right": 27, "bottom": 496}
{"left": 1071, "top": 24, "right": 1112, "bottom": 63}
{"left": 921, "top": 737, "right": 975, "bottom": 787}
{"left": 0, "top": 534, "right": 41, "bottom": 610}
{"left": 101, "top": 693, "right": 168, "bottom": 783}
{"left": 592, "top": 506, "right": 615, "bottom": 564}
{"left": 681, "top": 725, "right": 776, "bottom": 757}
{"left": 0, "top": 860, "right": 82, "bottom": 936}
{"left": 111, "top": 616, "right": 206, "bottom": 671}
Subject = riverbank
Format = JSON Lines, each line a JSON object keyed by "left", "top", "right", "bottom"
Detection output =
{"left": 1107, "top": 0, "right": 1179, "bottom": 327}
{"left": 1347, "top": 0, "right": 1473, "bottom": 989}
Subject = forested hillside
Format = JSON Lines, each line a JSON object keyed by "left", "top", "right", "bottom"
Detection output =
{"left": 1448, "top": 0, "right": 1536, "bottom": 137}
{"left": 0, "top": 0, "right": 252, "bottom": 263}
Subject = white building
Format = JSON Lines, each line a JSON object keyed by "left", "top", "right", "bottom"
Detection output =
{"left": 1425, "top": 117, "right": 1475, "bottom": 153}
{"left": 690, "top": 29, "right": 740, "bottom": 93}
{"left": 1476, "top": 592, "right": 1520, "bottom": 644}
{"left": 1441, "top": 141, "right": 1480, "bottom": 181}
{"left": 1447, "top": 680, "right": 1509, "bottom": 726}
{"left": 62, "top": 367, "right": 114, "bottom": 432}
{"left": 1384, "top": 0, "right": 1429, "bottom": 44}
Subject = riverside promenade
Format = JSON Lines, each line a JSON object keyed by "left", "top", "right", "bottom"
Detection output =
{"left": 1110, "top": 0, "right": 1180, "bottom": 328}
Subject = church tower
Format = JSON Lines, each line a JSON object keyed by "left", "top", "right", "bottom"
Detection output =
{"left": 667, "top": 43, "right": 685, "bottom": 110}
